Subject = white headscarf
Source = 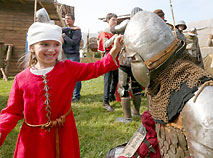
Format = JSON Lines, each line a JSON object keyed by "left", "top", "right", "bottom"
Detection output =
{"left": 27, "top": 22, "right": 62, "bottom": 48}
{"left": 27, "top": 22, "right": 63, "bottom": 60}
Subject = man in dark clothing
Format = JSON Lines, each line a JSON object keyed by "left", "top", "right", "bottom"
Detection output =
{"left": 62, "top": 14, "right": 82, "bottom": 102}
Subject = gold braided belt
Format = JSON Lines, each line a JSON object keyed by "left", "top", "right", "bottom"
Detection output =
{"left": 25, "top": 106, "right": 72, "bottom": 158}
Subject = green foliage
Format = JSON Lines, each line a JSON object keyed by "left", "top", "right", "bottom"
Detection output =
{"left": 0, "top": 77, "right": 21, "bottom": 157}
{"left": 86, "top": 51, "right": 101, "bottom": 58}
{"left": 0, "top": 76, "right": 147, "bottom": 158}
{"left": 94, "top": 52, "right": 101, "bottom": 58}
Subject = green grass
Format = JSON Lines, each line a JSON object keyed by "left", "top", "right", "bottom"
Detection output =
{"left": 0, "top": 76, "right": 147, "bottom": 158}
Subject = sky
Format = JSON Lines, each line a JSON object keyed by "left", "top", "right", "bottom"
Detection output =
{"left": 57, "top": 0, "right": 213, "bottom": 34}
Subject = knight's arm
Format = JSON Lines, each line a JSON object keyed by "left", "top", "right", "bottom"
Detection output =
{"left": 103, "top": 34, "right": 118, "bottom": 48}
{"left": 110, "top": 19, "right": 130, "bottom": 34}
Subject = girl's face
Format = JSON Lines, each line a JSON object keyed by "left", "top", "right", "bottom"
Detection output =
{"left": 30, "top": 40, "right": 61, "bottom": 69}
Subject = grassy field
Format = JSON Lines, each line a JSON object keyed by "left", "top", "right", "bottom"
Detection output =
{"left": 0, "top": 76, "right": 147, "bottom": 158}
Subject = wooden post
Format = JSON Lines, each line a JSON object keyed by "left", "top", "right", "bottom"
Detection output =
{"left": 5, "top": 44, "right": 13, "bottom": 78}
{"left": 86, "top": 31, "right": 90, "bottom": 56}
{"left": 34, "top": 0, "right": 37, "bottom": 22}
{"left": 56, "top": 4, "right": 66, "bottom": 27}
{"left": 0, "top": 68, "right": 8, "bottom": 81}
{"left": 0, "top": 41, "right": 8, "bottom": 81}
{"left": 0, "top": 41, "right": 4, "bottom": 78}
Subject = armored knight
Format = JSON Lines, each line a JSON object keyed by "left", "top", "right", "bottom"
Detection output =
{"left": 124, "top": 10, "right": 213, "bottom": 158}
{"left": 112, "top": 7, "right": 143, "bottom": 123}
{"left": 185, "top": 27, "right": 204, "bottom": 68}
{"left": 107, "top": 11, "right": 213, "bottom": 158}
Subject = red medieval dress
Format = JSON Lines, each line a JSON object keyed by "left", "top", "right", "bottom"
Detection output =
{"left": 0, "top": 54, "right": 119, "bottom": 158}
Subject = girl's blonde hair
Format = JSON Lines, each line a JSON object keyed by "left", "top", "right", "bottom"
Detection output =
{"left": 19, "top": 49, "right": 60, "bottom": 69}
{"left": 18, "top": 50, "right": 37, "bottom": 69}
{"left": 27, "top": 50, "right": 37, "bottom": 67}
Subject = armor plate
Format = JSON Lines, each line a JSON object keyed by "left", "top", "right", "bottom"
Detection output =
{"left": 181, "top": 86, "right": 213, "bottom": 157}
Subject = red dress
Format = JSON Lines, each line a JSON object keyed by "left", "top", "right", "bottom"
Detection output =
{"left": 0, "top": 54, "right": 119, "bottom": 158}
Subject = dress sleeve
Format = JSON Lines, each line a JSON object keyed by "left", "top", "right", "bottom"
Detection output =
{"left": 67, "top": 53, "right": 119, "bottom": 82}
{"left": 0, "top": 76, "right": 24, "bottom": 146}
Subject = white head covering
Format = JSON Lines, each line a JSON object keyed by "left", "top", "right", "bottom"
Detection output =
{"left": 27, "top": 22, "right": 62, "bottom": 49}
{"left": 27, "top": 22, "right": 62, "bottom": 48}
{"left": 27, "top": 22, "right": 63, "bottom": 60}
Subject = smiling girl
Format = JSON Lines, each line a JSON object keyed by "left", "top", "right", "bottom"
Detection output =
{"left": 0, "top": 22, "right": 123, "bottom": 158}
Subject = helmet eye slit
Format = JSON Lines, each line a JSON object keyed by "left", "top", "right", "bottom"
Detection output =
{"left": 131, "top": 53, "right": 144, "bottom": 62}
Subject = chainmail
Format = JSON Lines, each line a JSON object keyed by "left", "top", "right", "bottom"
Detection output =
{"left": 147, "top": 51, "right": 212, "bottom": 123}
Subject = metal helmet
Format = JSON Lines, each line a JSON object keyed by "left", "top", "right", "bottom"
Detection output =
{"left": 36, "top": 8, "right": 51, "bottom": 23}
{"left": 175, "top": 20, "right": 187, "bottom": 30}
{"left": 111, "top": 7, "right": 143, "bottom": 34}
{"left": 188, "top": 27, "right": 198, "bottom": 36}
{"left": 130, "top": 7, "right": 143, "bottom": 18}
{"left": 124, "top": 11, "right": 178, "bottom": 88}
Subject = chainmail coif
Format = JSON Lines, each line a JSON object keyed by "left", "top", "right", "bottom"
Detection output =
{"left": 146, "top": 51, "right": 212, "bottom": 123}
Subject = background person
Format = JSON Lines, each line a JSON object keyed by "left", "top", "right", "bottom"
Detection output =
{"left": 97, "top": 13, "right": 119, "bottom": 112}
{"left": 185, "top": 27, "right": 204, "bottom": 68}
{"left": 175, "top": 20, "right": 187, "bottom": 41}
{"left": 208, "top": 34, "right": 213, "bottom": 47}
{"left": 62, "top": 14, "right": 82, "bottom": 102}
{"left": 114, "top": 7, "right": 143, "bottom": 123}
{"left": 153, "top": 9, "right": 167, "bottom": 22}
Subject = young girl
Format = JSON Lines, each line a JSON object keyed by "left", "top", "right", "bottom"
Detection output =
{"left": 0, "top": 22, "right": 123, "bottom": 158}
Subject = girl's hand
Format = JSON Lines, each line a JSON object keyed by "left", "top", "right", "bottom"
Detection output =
{"left": 114, "top": 34, "right": 124, "bottom": 51}
{"left": 110, "top": 35, "right": 124, "bottom": 59}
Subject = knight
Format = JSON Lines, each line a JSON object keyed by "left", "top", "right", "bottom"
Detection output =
{"left": 185, "top": 27, "right": 204, "bottom": 68}
{"left": 120, "top": 10, "right": 213, "bottom": 158}
{"left": 107, "top": 9, "right": 213, "bottom": 158}
{"left": 112, "top": 7, "right": 144, "bottom": 123}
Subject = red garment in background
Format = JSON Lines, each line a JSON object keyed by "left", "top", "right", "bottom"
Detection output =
{"left": 97, "top": 31, "right": 114, "bottom": 53}
{"left": 0, "top": 54, "right": 119, "bottom": 158}
{"left": 115, "top": 83, "right": 133, "bottom": 102}
{"left": 115, "top": 84, "right": 144, "bottom": 102}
